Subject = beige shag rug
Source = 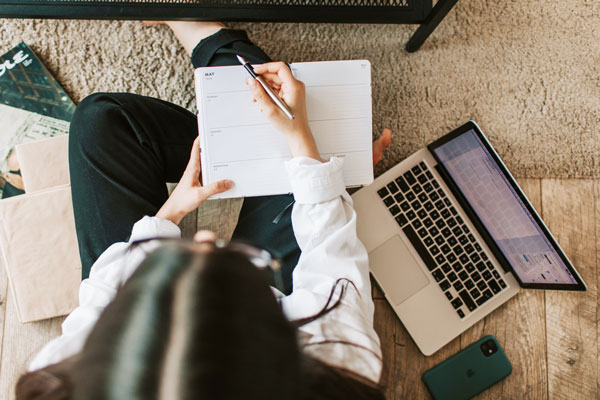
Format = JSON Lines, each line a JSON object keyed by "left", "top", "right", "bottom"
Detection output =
{"left": 1, "top": 0, "right": 599, "bottom": 178}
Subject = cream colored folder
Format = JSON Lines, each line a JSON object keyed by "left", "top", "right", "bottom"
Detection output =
{"left": 0, "top": 135, "right": 80, "bottom": 323}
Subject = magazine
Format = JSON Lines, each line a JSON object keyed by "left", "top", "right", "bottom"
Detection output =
{"left": 0, "top": 42, "right": 75, "bottom": 198}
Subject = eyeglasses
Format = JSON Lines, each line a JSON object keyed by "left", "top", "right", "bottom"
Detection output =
{"left": 129, "top": 237, "right": 285, "bottom": 291}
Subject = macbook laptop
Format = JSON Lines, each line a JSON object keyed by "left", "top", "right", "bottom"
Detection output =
{"left": 352, "top": 121, "right": 586, "bottom": 356}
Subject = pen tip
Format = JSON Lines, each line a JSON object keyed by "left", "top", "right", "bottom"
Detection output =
{"left": 236, "top": 55, "right": 246, "bottom": 64}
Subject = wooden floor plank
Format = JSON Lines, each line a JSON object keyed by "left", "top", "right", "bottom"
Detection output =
{"left": 0, "top": 286, "right": 64, "bottom": 400}
{"left": 461, "top": 178, "right": 548, "bottom": 399}
{"left": 542, "top": 179, "right": 598, "bottom": 399}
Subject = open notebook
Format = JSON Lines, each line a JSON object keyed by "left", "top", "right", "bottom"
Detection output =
{"left": 194, "top": 60, "right": 373, "bottom": 199}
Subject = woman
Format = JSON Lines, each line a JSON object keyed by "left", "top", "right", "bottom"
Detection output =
{"left": 16, "top": 21, "right": 392, "bottom": 399}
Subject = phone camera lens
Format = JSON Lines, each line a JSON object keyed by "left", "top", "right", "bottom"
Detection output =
{"left": 480, "top": 339, "right": 498, "bottom": 357}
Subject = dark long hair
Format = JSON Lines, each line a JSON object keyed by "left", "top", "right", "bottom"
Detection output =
{"left": 16, "top": 243, "right": 385, "bottom": 400}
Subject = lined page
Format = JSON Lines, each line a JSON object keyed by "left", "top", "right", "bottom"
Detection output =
{"left": 195, "top": 60, "right": 372, "bottom": 199}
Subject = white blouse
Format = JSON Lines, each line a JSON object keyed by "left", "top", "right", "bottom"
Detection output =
{"left": 29, "top": 156, "right": 383, "bottom": 383}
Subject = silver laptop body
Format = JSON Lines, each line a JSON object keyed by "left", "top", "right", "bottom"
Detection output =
{"left": 352, "top": 121, "right": 586, "bottom": 355}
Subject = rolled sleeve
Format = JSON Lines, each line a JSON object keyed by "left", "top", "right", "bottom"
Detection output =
{"left": 285, "top": 157, "right": 345, "bottom": 204}
{"left": 129, "top": 216, "right": 181, "bottom": 241}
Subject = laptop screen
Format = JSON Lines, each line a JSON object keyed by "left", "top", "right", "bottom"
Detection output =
{"left": 431, "top": 128, "right": 578, "bottom": 286}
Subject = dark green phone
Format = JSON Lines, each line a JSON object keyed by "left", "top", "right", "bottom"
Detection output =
{"left": 422, "top": 335, "right": 512, "bottom": 400}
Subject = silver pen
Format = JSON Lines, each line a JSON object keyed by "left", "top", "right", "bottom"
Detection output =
{"left": 236, "top": 55, "right": 294, "bottom": 120}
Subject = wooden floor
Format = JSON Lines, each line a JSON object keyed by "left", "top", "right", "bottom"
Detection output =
{"left": 0, "top": 179, "right": 598, "bottom": 399}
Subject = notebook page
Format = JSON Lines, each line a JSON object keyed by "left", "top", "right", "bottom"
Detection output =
{"left": 194, "top": 60, "right": 373, "bottom": 199}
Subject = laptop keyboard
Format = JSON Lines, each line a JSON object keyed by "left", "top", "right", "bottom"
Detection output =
{"left": 377, "top": 161, "right": 507, "bottom": 319}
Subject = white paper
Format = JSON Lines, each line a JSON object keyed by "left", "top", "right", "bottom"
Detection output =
{"left": 194, "top": 60, "right": 373, "bottom": 199}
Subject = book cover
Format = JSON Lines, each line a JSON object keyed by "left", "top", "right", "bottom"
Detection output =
{"left": 0, "top": 42, "right": 75, "bottom": 199}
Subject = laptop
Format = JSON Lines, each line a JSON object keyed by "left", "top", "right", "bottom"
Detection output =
{"left": 352, "top": 121, "right": 587, "bottom": 356}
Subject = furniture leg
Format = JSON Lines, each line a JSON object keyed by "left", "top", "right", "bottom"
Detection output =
{"left": 405, "top": 0, "right": 459, "bottom": 52}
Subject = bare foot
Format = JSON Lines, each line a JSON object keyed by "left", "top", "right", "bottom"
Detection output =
{"left": 373, "top": 128, "right": 392, "bottom": 167}
{"left": 143, "top": 21, "right": 226, "bottom": 56}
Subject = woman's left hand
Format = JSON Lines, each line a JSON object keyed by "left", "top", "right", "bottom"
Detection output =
{"left": 156, "top": 137, "right": 233, "bottom": 225}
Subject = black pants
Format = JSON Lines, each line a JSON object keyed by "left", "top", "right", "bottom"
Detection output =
{"left": 69, "top": 29, "right": 300, "bottom": 294}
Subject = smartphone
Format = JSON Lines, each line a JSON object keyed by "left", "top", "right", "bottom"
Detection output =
{"left": 422, "top": 335, "right": 512, "bottom": 400}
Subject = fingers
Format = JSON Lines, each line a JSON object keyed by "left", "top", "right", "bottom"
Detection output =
{"left": 253, "top": 62, "right": 295, "bottom": 84}
{"left": 246, "top": 78, "right": 280, "bottom": 118}
{"left": 182, "top": 137, "right": 201, "bottom": 179}
{"left": 199, "top": 179, "right": 234, "bottom": 201}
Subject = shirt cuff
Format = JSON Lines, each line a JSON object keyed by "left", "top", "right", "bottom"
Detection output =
{"left": 129, "top": 216, "right": 182, "bottom": 242}
{"left": 285, "top": 156, "right": 345, "bottom": 204}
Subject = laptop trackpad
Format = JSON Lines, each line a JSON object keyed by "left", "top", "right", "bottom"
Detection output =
{"left": 370, "top": 235, "right": 430, "bottom": 306}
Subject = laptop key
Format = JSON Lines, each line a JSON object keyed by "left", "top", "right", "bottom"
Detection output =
{"left": 418, "top": 174, "right": 428, "bottom": 184}
{"left": 414, "top": 184, "right": 423, "bottom": 194}
{"left": 441, "top": 228, "right": 452, "bottom": 238}
{"left": 417, "top": 227, "right": 428, "bottom": 238}
{"left": 450, "top": 206, "right": 458, "bottom": 216}
{"left": 441, "top": 244, "right": 451, "bottom": 254}
{"left": 430, "top": 192, "right": 439, "bottom": 202}
{"left": 404, "top": 171, "right": 417, "bottom": 185}
{"left": 452, "top": 262, "right": 463, "bottom": 272}
{"left": 447, "top": 217, "right": 457, "bottom": 228}
{"left": 481, "top": 252, "right": 488, "bottom": 261}
{"left": 411, "top": 200, "right": 422, "bottom": 210}
{"left": 437, "top": 189, "right": 445, "bottom": 198}
{"left": 435, "top": 254, "right": 446, "bottom": 264}
{"left": 389, "top": 205, "right": 400, "bottom": 215}
{"left": 458, "top": 271, "right": 469, "bottom": 280}
{"left": 383, "top": 196, "right": 395, "bottom": 206}
{"left": 451, "top": 298, "right": 463, "bottom": 309}
{"left": 456, "top": 215, "right": 463, "bottom": 224}
{"left": 407, "top": 210, "right": 417, "bottom": 220}
{"left": 448, "top": 236, "right": 458, "bottom": 246}
{"left": 453, "top": 281, "right": 464, "bottom": 291}
{"left": 464, "top": 262, "right": 475, "bottom": 273}
{"left": 452, "top": 226, "right": 462, "bottom": 236}
{"left": 441, "top": 209, "right": 451, "bottom": 219}
{"left": 492, "top": 270, "right": 501, "bottom": 279}
{"left": 445, "top": 291, "right": 453, "bottom": 300}
{"left": 458, "top": 235, "right": 469, "bottom": 245}
{"left": 387, "top": 182, "right": 399, "bottom": 194}
{"left": 465, "top": 279, "right": 474, "bottom": 289}
{"left": 419, "top": 161, "right": 427, "bottom": 170}
{"left": 498, "top": 279, "right": 507, "bottom": 289}
{"left": 430, "top": 210, "right": 440, "bottom": 220}
{"left": 441, "top": 263, "right": 451, "bottom": 273}
{"left": 394, "top": 192, "right": 405, "bottom": 203}
{"left": 447, "top": 254, "right": 457, "bottom": 263}
{"left": 424, "top": 201, "right": 434, "bottom": 211}
{"left": 417, "top": 209, "right": 427, "bottom": 219}
{"left": 475, "top": 243, "right": 482, "bottom": 251}
{"left": 465, "top": 244, "right": 474, "bottom": 254}
{"left": 429, "top": 227, "right": 440, "bottom": 237}
{"left": 396, "top": 176, "right": 410, "bottom": 192}
{"left": 486, "top": 261, "right": 494, "bottom": 270}
{"left": 436, "top": 219, "right": 446, "bottom": 229}
{"left": 430, "top": 245, "right": 440, "bottom": 256}
{"left": 406, "top": 192, "right": 416, "bottom": 201}
{"left": 482, "top": 270, "right": 492, "bottom": 281}
{"left": 470, "top": 253, "right": 481, "bottom": 263}
{"left": 424, "top": 183, "right": 434, "bottom": 193}
{"left": 424, "top": 236, "right": 434, "bottom": 247}
{"left": 453, "top": 245, "right": 464, "bottom": 255}
{"left": 412, "top": 219, "right": 422, "bottom": 229}
{"left": 439, "top": 280, "right": 451, "bottom": 291}
{"left": 468, "top": 233, "right": 476, "bottom": 243}
{"left": 482, "top": 289, "right": 493, "bottom": 300}
{"left": 395, "top": 214, "right": 408, "bottom": 227}
{"left": 432, "top": 269, "right": 444, "bottom": 282}
{"left": 489, "top": 279, "right": 501, "bottom": 294}
{"left": 444, "top": 198, "right": 451, "bottom": 207}
{"left": 470, "top": 288, "right": 481, "bottom": 299}
{"left": 378, "top": 187, "right": 389, "bottom": 198}
{"left": 477, "top": 280, "right": 487, "bottom": 291}
{"left": 403, "top": 225, "right": 438, "bottom": 272}
{"left": 418, "top": 193, "right": 428, "bottom": 203}
{"left": 432, "top": 180, "right": 439, "bottom": 188}
{"left": 412, "top": 165, "right": 422, "bottom": 175}
{"left": 423, "top": 217, "right": 433, "bottom": 227}
{"left": 447, "top": 272, "right": 458, "bottom": 282}
{"left": 476, "top": 261, "right": 486, "bottom": 272}
{"left": 457, "top": 309, "right": 465, "bottom": 318}
{"left": 434, "top": 235, "right": 444, "bottom": 245}
{"left": 472, "top": 271, "right": 482, "bottom": 282}
{"left": 458, "top": 290, "right": 477, "bottom": 311}
{"left": 435, "top": 200, "right": 445, "bottom": 210}
{"left": 400, "top": 201, "right": 410, "bottom": 211}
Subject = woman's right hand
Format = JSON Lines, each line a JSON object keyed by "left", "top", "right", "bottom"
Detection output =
{"left": 247, "top": 62, "right": 321, "bottom": 161}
